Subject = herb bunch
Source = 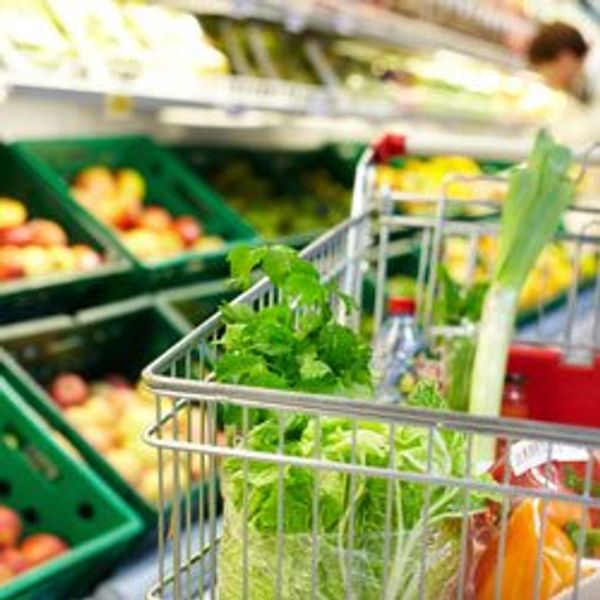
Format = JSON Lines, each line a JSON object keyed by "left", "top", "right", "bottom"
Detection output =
{"left": 215, "top": 245, "right": 373, "bottom": 396}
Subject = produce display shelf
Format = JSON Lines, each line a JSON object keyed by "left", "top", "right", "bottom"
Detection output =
{"left": 4, "top": 72, "right": 396, "bottom": 121}
{"left": 14, "top": 136, "right": 257, "bottom": 290}
{"left": 0, "top": 297, "right": 191, "bottom": 527}
{"left": 3, "top": 71, "right": 540, "bottom": 132}
{"left": 162, "top": 0, "right": 522, "bottom": 67}
{"left": 0, "top": 353, "right": 143, "bottom": 600}
{"left": 0, "top": 145, "right": 134, "bottom": 325}
{"left": 173, "top": 142, "right": 357, "bottom": 249}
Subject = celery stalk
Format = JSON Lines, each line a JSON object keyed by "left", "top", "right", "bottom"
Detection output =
{"left": 469, "top": 130, "right": 575, "bottom": 461}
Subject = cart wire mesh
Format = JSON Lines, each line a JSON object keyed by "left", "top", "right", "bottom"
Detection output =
{"left": 143, "top": 143, "right": 600, "bottom": 599}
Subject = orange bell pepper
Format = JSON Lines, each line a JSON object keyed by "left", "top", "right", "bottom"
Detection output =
{"left": 475, "top": 498, "right": 585, "bottom": 600}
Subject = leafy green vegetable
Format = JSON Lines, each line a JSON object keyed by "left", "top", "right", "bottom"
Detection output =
{"left": 216, "top": 245, "right": 495, "bottom": 598}
{"left": 434, "top": 264, "right": 488, "bottom": 326}
{"left": 219, "top": 382, "right": 491, "bottom": 598}
{"left": 216, "top": 245, "right": 372, "bottom": 403}
{"left": 432, "top": 265, "right": 485, "bottom": 412}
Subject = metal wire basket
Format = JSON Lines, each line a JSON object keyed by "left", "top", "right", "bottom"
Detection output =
{"left": 143, "top": 136, "right": 600, "bottom": 599}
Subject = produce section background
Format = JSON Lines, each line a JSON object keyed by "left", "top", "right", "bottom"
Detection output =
{"left": 1, "top": 0, "right": 599, "bottom": 598}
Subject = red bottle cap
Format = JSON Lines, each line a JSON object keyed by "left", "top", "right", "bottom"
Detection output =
{"left": 388, "top": 297, "right": 416, "bottom": 315}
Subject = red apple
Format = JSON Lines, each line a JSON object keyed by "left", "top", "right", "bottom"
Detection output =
{"left": 173, "top": 216, "right": 202, "bottom": 247}
{"left": 0, "top": 248, "right": 24, "bottom": 281}
{"left": 114, "top": 205, "right": 142, "bottom": 231}
{"left": 0, "top": 224, "right": 33, "bottom": 247}
{"left": 21, "top": 534, "right": 68, "bottom": 568}
{"left": 50, "top": 373, "right": 89, "bottom": 409}
{"left": 0, "top": 506, "right": 21, "bottom": 549}
{"left": 139, "top": 206, "right": 173, "bottom": 231}
{"left": 27, "top": 220, "right": 67, "bottom": 247}
{"left": 70, "top": 245, "right": 102, "bottom": 272}
{"left": 104, "top": 374, "right": 132, "bottom": 389}
{"left": 0, "top": 562, "right": 13, "bottom": 583}
{"left": 0, "top": 548, "right": 27, "bottom": 574}
{"left": 0, "top": 198, "right": 27, "bottom": 230}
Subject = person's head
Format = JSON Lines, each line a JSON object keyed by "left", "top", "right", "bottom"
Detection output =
{"left": 528, "top": 22, "right": 589, "bottom": 93}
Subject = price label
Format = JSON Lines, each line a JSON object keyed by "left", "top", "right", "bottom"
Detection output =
{"left": 510, "top": 439, "right": 589, "bottom": 476}
{"left": 104, "top": 94, "right": 134, "bottom": 118}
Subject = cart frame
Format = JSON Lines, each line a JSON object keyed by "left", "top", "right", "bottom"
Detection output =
{"left": 143, "top": 135, "right": 600, "bottom": 599}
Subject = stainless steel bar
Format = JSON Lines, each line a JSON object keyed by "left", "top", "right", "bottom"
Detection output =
{"left": 456, "top": 432, "right": 473, "bottom": 600}
{"left": 143, "top": 388, "right": 600, "bottom": 448}
{"left": 311, "top": 416, "right": 321, "bottom": 600}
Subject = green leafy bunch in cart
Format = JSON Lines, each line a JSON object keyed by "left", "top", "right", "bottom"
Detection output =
{"left": 214, "top": 245, "right": 494, "bottom": 600}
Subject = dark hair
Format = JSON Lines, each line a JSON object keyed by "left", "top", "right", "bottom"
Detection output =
{"left": 528, "top": 22, "right": 589, "bottom": 65}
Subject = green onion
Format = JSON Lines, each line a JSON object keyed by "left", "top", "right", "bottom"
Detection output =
{"left": 469, "top": 130, "right": 575, "bottom": 461}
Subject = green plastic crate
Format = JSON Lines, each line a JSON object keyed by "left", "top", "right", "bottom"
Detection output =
{"left": 0, "top": 351, "right": 143, "bottom": 600}
{"left": 173, "top": 143, "right": 356, "bottom": 249}
{"left": 157, "top": 278, "right": 235, "bottom": 331}
{"left": 0, "top": 145, "right": 133, "bottom": 325}
{"left": 14, "top": 136, "right": 257, "bottom": 289}
{"left": 0, "top": 296, "right": 189, "bottom": 526}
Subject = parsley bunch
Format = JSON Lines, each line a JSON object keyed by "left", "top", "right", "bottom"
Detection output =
{"left": 215, "top": 245, "right": 373, "bottom": 396}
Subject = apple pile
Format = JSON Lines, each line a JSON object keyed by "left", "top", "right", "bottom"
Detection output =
{"left": 49, "top": 372, "right": 211, "bottom": 505}
{"left": 0, "top": 505, "right": 68, "bottom": 585}
{"left": 70, "top": 167, "right": 223, "bottom": 262}
{"left": 0, "top": 198, "right": 103, "bottom": 282}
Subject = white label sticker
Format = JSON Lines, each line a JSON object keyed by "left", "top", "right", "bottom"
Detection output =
{"left": 510, "top": 440, "right": 589, "bottom": 476}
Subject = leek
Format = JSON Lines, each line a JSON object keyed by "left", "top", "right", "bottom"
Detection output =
{"left": 469, "top": 130, "right": 575, "bottom": 461}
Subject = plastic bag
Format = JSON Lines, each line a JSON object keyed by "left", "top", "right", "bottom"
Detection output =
{"left": 466, "top": 441, "right": 600, "bottom": 599}
{"left": 218, "top": 500, "right": 462, "bottom": 600}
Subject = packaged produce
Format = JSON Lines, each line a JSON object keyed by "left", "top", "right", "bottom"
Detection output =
{"left": 123, "top": 4, "right": 229, "bottom": 80}
{"left": 468, "top": 441, "right": 600, "bottom": 598}
{"left": 46, "top": 0, "right": 143, "bottom": 79}
{"left": 0, "top": 197, "right": 103, "bottom": 282}
{"left": 0, "top": 0, "right": 76, "bottom": 74}
{"left": 70, "top": 166, "right": 222, "bottom": 262}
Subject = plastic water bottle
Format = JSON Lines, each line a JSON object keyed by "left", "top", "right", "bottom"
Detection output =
{"left": 373, "top": 297, "right": 424, "bottom": 402}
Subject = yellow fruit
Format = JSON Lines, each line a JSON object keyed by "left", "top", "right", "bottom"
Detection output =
{"left": 139, "top": 462, "right": 189, "bottom": 504}
{"left": 106, "top": 448, "right": 143, "bottom": 487}
{"left": 74, "top": 166, "right": 117, "bottom": 199}
{"left": 83, "top": 395, "right": 114, "bottom": 428}
{"left": 115, "top": 168, "right": 145, "bottom": 206}
{"left": 580, "top": 253, "right": 597, "bottom": 279}
{"left": 47, "top": 246, "right": 76, "bottom": 273}
{"left": 194, "top": 235, "right": 223, "bottom": 253}
{"left": 0, "top": 197, "right": 27, "bottom": 229}
{"left": 19, "top": 246, "right": 54, "bottom": 277}
{"left": 79, "top": 425, "right": 115, "bottom": 453}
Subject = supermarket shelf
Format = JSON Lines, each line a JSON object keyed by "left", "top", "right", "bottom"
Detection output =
{"left": 3, "top": 72, "right": 536, "bottom": 133}
{"left": 160, "top": 0, "right": 523, "bottom": 68}
{"left": 4, "top": 72, "right": 395, "bottom": 120}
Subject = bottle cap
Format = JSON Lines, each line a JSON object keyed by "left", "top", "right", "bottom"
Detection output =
{"left": 505, "top": 372, "right": 526, "bottom": 385}
{"left": 388, "top": 297, "right": 416, "bottom": 315}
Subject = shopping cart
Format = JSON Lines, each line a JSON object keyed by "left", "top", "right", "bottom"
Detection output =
{"left": 143, "top": 135, "right": 600, "bottom": 599}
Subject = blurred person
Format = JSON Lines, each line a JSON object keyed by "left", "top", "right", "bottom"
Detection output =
{"left": 528, "top": 21, "right": 590, "bottom": 102}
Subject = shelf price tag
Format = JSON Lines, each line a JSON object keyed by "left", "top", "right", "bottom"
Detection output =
{"left": 104, "top": 93, "right": 134, "bottom": 119}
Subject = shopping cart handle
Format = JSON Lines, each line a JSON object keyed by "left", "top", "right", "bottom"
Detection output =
{"left": 372, "top": 134, "right": 406, "bottom": 163}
